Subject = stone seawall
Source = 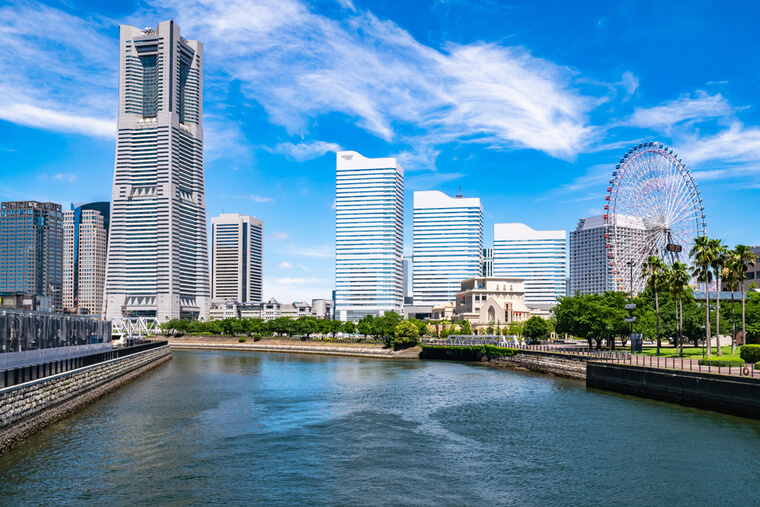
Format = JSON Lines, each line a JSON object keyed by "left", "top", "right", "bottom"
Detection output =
{"left": 491, "top": 351, "right": 588, "bottom": 380}
{"left": 169, "top": 341, "right": 422, "bottom": 359}
{"left": 0, "top": 346, "right": 172, "bottom": 455}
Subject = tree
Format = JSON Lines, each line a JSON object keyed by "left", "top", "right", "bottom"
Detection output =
{"left": 295, "top": 316, "right": 319, "bottom": 340}
{"left": 669, "top": 262, "right": 690, "bottom": 356}
{"left": 691, "top": 236, "right": 716, "bottom": 357}
{"left": 734, "top": 244, "right": 756, "bottom": 346}
{"left": 357, "top": 315, "right": 374, "bottom": 339}
{"left": 373, "top": 311, "right": 403, "bottom": 342}
{"left": 523, "top": 316, "right": 548, "bottom": 343}
{"left": 709, "top": 239, "right": 727, "bottom": 355}
{"left": 390, "top": 320, "right": 420, "bottom": 350}
{"left": 460, "top": 319, "right": 472, "bottom": 335}
{"left": 642, "top": 255, "right": 669, "bottom": 354}
{"left": 506, "top": 321, "right": 523, "bottom": 337}
{"left": 343, "top": 320, "right": 356, "bottom": 335}
{"left": 317, "top": 319, "right": 332, "bottom": 337}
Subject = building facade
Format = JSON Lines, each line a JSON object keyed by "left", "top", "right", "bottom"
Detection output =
{"left": 0, "top": 201, "right": 63, "bottom": 311}
{"left": 482, "top": 248, "right": 493, "bottom": 277}
{"left": 210, "top": 213, "right": 263, "bottom": 303}
{"left": 335, "top": 151, "right": 404, "bottom": 321}
{"left": 493, "top": 223, "right": 566, "bottom": 308}
{"left": 451, "top": 276, "right": 533, "bottom": 331}
{"left": 412, "top": 191, "right": 483, "bottom": 307}
{"left": 63, "top": 202, "right": 109, "bottom": 315}
{"left": 104, "top": 21, "right": 210, "bottom": 321}
{"left": 569, "top": 215, "right": 646, "bottom": 295}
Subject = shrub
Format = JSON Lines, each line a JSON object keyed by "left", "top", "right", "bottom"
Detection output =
{"left": 239, "top": 336, "right": 246, "bottom": 343}
{"left": 253, "top": 334, "right": 262, "bottom": 342}
{"left": 390, "top": 320, "right": 420, "bottom": 350}
{"left": 698, "top": 358, "right": 745, "bottom": 368}
{"left": 740, "top": 345, "right": 760, "bottom": 363}
{"left": 197, "top": 331, "right": 212, "bottom": 336}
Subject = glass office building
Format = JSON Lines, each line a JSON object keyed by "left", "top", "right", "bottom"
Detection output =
{"left": 211, "top": 214, "right": 263, "bottom": 303}
{"left": 0, "top": 201, "right": 63, "bottom": 311}
{"left": 412, "top": 190, "right": 483, "bottom": 306}
{"left": 493, "top": 223, "right": 567, "bottom": 308}
{"left": 335, "top": 151, "right": 404, "bottom": 321}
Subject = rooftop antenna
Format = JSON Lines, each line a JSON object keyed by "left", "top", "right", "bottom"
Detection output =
{"left": 455, "top": 186, "right": 464, "bottom": 198}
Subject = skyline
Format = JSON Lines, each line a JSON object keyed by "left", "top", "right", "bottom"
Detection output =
{"left": 2, "top": 0, "right": 760, "bottom": 302}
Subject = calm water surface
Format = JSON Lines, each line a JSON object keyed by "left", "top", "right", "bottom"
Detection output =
{"left": 1, "top": 349, "right": 759, "bottom": 506}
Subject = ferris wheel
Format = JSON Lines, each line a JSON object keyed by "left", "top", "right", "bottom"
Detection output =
{"left": 604, "top": 141, "right": 706, "bottom": 294}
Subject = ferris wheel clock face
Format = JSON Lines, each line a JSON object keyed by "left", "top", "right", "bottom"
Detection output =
{"left": 604, "top": 141, "right": 706, "bottom": 294}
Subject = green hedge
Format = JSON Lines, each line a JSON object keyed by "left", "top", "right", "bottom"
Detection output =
{"left": 253, "top": 334, "right": 262, "bottom": 342}
{"left": 238, "top": 336, "right": 246, "bottom": 343}
{"left": 698, "top": 358, "right": 745, "bottom": 367}
{"left": 740, "top": 345, "right": 760, "bottom": 363}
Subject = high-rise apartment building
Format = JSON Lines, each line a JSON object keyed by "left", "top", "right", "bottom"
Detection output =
{"left": 569, "top": 215, "right": 646, "bottom": 295}
{"left": 0, "top": 201, "right": 63, "bottom": 310}
{"left": 493, "top": 223, "right": 566, "bottom": 308}
{"left": 104, "top": 21, "right": 210, "bottom": 320}
{"left": 63, "top": 202, "right": 109, "bottom": 315}
{"left": 335, "top": 151, "right": 404, "bottom": 321}
{"left": 211, "top": 213, "right": 263, "bottom": 303}
{"left": 412, "top": 190, "right": 483, "bottom": 306}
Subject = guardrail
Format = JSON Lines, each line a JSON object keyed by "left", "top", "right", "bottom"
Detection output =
{"left": 0, "top": 340, "right": 168, "bottom": 389}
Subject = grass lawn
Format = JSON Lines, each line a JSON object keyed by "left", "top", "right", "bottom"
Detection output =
{"left": 620, "top": 345, "right": 742, "bottom": 361}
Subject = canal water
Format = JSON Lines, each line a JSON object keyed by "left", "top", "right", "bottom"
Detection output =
{"left": 1, "top": 349, "right": 759, "bottom": 505}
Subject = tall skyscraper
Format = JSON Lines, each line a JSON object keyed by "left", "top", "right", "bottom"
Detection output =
{"left": 63, "top": 202, "right": 109, "bottom": 315}
{"left": 569, "top": 215, "right": 646, "bottom": 295}
{"left": 493, "top": 223, "right": 566, "bottom": 308}
{"left": 0, "top": 201, "right": 63, "bottom": 310}
{"left": 482, "top": 248, "right": 493, "bottom": 277}
{"left": 211, "top": 213, "right": 263, "bottom": 303}
{"left": 104, "top": 21, "right": 210, "bottom": 321}
{"left": 335, "top": 151, "right": 404, "bottom": 321}
{"left": 412, "top": 190, "right": 483, "bottom": 306}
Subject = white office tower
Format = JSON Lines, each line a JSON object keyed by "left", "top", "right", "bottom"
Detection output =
{"left": 493, "top": 223, "right": 566, "bottom": 308}
{"left": 413, "top": 191, "right": 483, "bottom": 306}
{"left": 211, "top": 214, "right": 263, "bottom": 303}
{"left": 104, "top": 21, "right": 210, "bottom": 321}
{"left": 335, "top": 151, "right": 404, "bottom": 321}
{"left": 569, "top": 215, "right": 646, "bottom": 295}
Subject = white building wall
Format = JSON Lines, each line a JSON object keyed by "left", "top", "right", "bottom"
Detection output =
{"left": 493, "top": 223, "right": 566, "bottom": 307}
{"left": 569, "top": 215, "right": 647, "bottom": 295}
{"left": 412, "top": 191, "right": 483, "bottom": 306}
{"left": 335, "top": 151, "right": 404, "bottom": 321}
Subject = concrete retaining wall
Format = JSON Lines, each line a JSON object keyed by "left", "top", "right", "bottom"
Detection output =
{"left": 587, "top": 362, "right": 760, "bottom": 420}
{"left": 491, "top": 351, "right": 588, "bottom": 380}
{"left": 0, "top": 345, "right": 171, "bottom": 454}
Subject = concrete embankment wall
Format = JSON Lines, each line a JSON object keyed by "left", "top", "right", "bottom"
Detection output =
{"left": 168, "top": 339, "right": 420, "bottom": 359}
{"left": 419, "top": 346, "right": 588, "bottom": 380}
{"left": 587, "top": 363, "right": 760, "bottom": 420}
{"left": 0, "top": 345, "right": 171, "bottom": 454}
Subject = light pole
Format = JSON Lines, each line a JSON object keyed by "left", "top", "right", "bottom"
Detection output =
{"left": 606, "top": 324, "right": 611, "bottom": 350}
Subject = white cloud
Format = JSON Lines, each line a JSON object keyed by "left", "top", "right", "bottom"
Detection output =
{"left": 53, "top": 172, "right": 78, "bottom": 183}
{"left": 620, "top": 71, "right": 639, "bottom": 97}
{"left": 240, "top": 194, "right": 275, "bottom": 203}
{"left": 150, "top": 0, "right": 596, "bottom": 160}
{"left": 0, "top": 103, "right": 114, "bottom": 138}
{"left": 678, "top": 123, "right": 760, "bottom": 165}
{"left": 264, "top": 275, "right": 332, "bottom": 302}
{"left": 273, "top": 141, "right": 342, "bottom": 161}
{"left": 269, "top": 231, "right": 289, "bottom": 240}
{"left": 278, "top": 261, "right": 294, "bottom": 269}
{"left": 628, "top": 91, "right": 734, "bottom": 131}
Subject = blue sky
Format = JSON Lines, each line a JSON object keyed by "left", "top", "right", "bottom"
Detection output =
{"left": 2, "top": 0, "right": 760, "bottom": 302}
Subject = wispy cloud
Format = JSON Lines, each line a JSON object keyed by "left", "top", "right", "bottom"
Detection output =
{"left": 269, "top": 231, "right": 289, "bottom": 240}
{"left": 53, "top": 172, "right": 78, "bottom": 183}
{"left": 273, "top": 141, "right": 342, "bottom": 161}
{"left": 238, "top": 194, "right": 275, "bottom": 203}
{"left": 276, "top": 243, "right": 334, "bottom": 258}
{"left": 278, "top": 261, "right": 294, "bottom": 269}
{"left": 627, "top": 91, "right": 734, "bottom": 131}
{"left": 678, "top": 123, "right": 760, "bottom": 165}
{"left": 149, "top": 0, "right": 597, "bottom": 160}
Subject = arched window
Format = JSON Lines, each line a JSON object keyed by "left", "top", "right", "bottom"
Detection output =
{"left": 488, "top": 306, "right": 496, "bottom": 322}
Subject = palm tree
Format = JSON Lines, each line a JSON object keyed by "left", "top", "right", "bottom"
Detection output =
{"left": 690, "top": 236, "right": 715, "bottom": 357}
{"left": 734, "top": 245, "right": 756, "bottom": 346}
{"left": 670, "top": 261, "right": 690, "bottom": 356}
{"left": 709, "top": 239, "right": 727, "bottom": 356}
{"left": 642, "top": 255, "right": 668, "bottom": 354}
{"left": 723, "top": 249, "right": 741, "bottom": 353}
